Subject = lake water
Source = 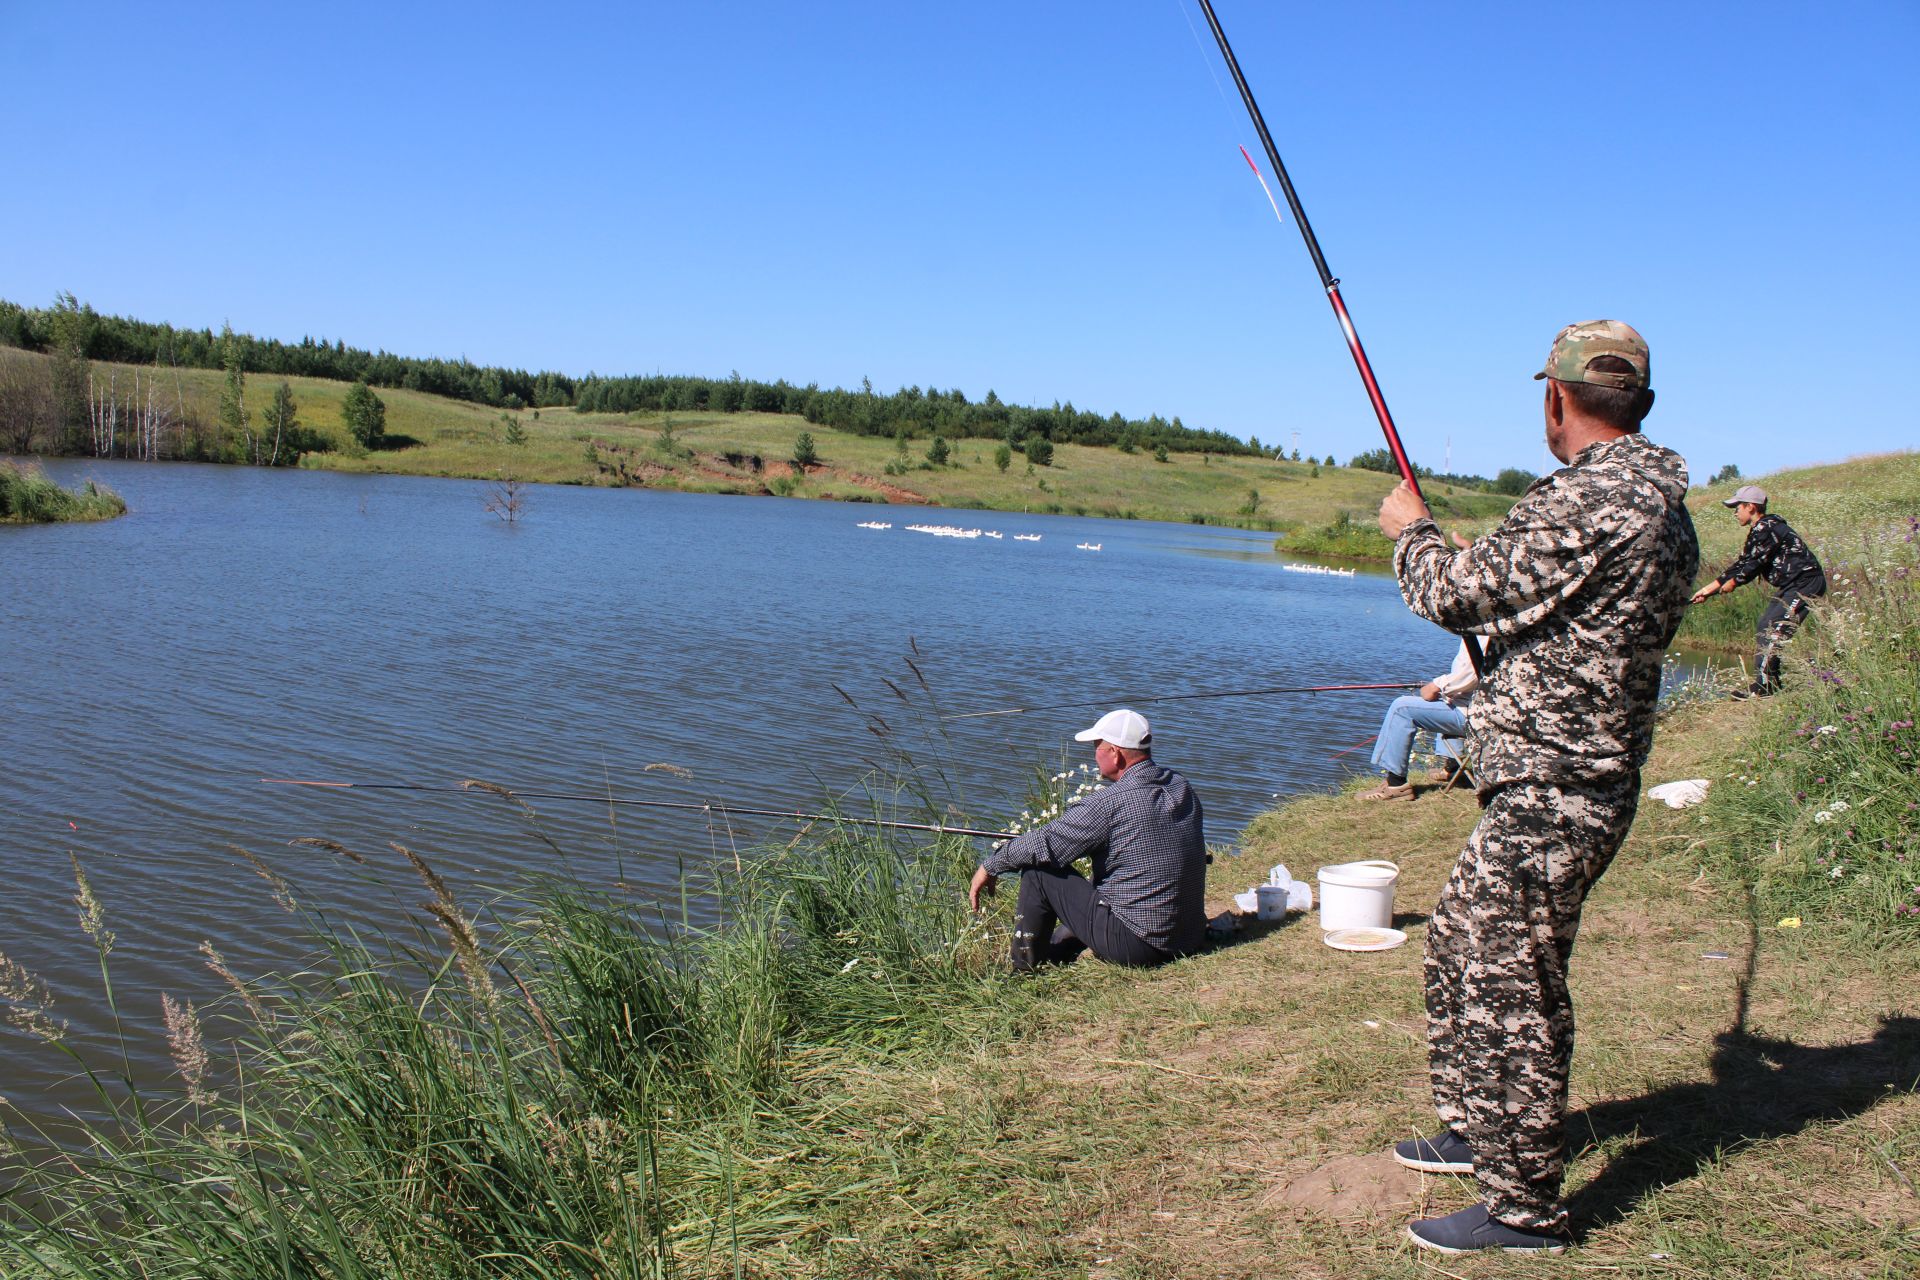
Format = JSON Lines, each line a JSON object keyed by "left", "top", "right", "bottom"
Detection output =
{"left": 0, "top": 458, "right": 1645, "bottom": 1115}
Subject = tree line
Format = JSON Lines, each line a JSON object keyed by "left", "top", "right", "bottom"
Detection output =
{"left": 0, "top": 295, "right": 392, "bottom": 466}
{"left": 0, "top": 295, "right": 1255, "bottom": 458}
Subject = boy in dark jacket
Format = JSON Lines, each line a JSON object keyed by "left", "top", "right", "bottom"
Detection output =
{"left": 1691, "top": 485, "right": 1826, "bottom": 696}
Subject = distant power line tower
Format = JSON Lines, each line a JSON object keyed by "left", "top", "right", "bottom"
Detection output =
{"left": 1290, "top": 430, "right": 1300, "bottom": 457}
{"left": 1444, "top": 435, "right": 1451, "bottom": 474}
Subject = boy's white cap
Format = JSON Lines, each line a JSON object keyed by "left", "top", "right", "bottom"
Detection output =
{"left": 1073, "top": 708, "right": 1152, "bottom": 750}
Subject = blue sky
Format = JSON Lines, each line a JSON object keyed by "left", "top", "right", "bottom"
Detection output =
{"left": 4, "top": 1, "right": 1915, "bottom": 480}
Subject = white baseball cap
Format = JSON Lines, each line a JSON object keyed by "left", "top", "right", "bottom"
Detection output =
{"left": 1722, "top": 484, "right": 1769, "bottom": 508}
{"left": 1073, "top": 708, "right": 1152, "bottom": 750}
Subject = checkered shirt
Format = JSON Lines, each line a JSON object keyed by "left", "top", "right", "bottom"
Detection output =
{"left": 981, "top": 760, "right": 1208, "bottom": 954}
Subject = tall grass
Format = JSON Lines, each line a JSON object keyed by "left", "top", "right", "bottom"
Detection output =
{"left": 1691, "top": 514, "right": 1920, "bottom": 931}
{"left": 0, "top": 817, "right": 1028, "bottom": 1277}
{"left": 0, "top": 462, "right": 126, "bottom": 523}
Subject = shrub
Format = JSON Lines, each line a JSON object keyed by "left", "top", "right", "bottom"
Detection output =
{"left": 792, "top": 431, "right": 819, "bottom": 468}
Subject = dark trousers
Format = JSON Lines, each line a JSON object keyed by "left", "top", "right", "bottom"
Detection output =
{"left": 1755, "top": 586, "right": 1820, "bottom": 692}
{"left": 1010, "top": 867, "right": 1170, "bottom": 971}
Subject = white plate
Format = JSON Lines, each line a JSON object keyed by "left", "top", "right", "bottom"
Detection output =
{"left": 1323, "top": 927, "right": 1408, "bottom": 952}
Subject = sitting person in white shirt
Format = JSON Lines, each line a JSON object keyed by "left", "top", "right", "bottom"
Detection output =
{"left": 1356, "top": 640, "right": 1479, "bottom": 801}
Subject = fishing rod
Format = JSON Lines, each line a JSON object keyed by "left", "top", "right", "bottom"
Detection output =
{"left": 262, "top": 778, "right": 1017, "bottom": 840}
{"left": 943, "top": 681, "right": 1417, "bottom": 721}
{"left": 1193, "top": 0, "right": 1485, "bottom": 677}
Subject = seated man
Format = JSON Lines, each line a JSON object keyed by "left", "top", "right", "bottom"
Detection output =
{"left": 968, "top": 709, "right": 1208, "bottom": 972}
{"left": 1357, "top": 640, "right": 1479, "bottom": 801}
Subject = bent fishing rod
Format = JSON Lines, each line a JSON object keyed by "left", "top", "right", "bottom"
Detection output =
{"left": 944, "top": 680, "right": 1417, "bottom": 721}
{"left": 1194, "top": 0, "right": 1485, "bottom": 677}
{"left": 262, "top": 778, "right": 1017, "bottom": 840}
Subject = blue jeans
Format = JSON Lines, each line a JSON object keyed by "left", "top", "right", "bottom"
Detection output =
{"left": 1370, "top": 695, "right": 1469, "bottom": 777}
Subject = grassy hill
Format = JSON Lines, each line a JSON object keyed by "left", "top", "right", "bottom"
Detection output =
{"left": 2, "top": 348, "right": 1517, "bottom": 533}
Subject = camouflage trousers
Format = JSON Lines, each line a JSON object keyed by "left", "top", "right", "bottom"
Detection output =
{"left": 1424, "top": 774, "right": 1640, "bottom": 1233}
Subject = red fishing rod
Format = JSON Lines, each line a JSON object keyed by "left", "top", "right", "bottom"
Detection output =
{"left": 1194, "top": 0, "right": 1485, "bottom": 675}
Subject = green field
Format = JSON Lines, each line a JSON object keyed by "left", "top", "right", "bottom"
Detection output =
{"left": 7, "top": 349, "right": 1522, "bottom": 534}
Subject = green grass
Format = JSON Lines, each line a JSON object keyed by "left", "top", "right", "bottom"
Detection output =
{"left": 0, "top": 461, "right": 126, "bottom": 522}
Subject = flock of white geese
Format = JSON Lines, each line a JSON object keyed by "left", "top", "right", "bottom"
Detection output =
{"left": 855, "top": 521, "right": 1100, "bottom": 550}
{"left": 856, "top": 524, "right": 1361, "bottom": 572}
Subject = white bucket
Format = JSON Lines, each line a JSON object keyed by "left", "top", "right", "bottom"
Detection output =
{"left": 1317, "top": 860, "right": 1400, "bottom": 932}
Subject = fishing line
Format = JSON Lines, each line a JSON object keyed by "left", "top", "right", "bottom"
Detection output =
{"left": 944, "top": 681, "right": 1417, "bottom": 721}
{"left": 262, "top": 777, "right": 1017, "bottom": 841}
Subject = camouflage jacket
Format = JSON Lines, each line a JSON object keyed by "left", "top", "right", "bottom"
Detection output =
{"left": 1719, "top": 513, "right": 1825, "bottom": 595}
{"left": 1393, "top": 433, "right": 1699, "bottom": 787}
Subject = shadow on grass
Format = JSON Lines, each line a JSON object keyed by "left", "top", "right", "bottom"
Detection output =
{"left": 1566, "top": 929, "right": 1920, "bottom": 1236}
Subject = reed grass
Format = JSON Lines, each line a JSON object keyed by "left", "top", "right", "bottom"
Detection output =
{"left": 0, "top": 461, "right": 126, "bottom": 523}
{"left": 0, "top": 811, "right": 1034, "bottom": 1278}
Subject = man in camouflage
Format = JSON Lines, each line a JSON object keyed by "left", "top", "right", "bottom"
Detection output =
{"left": 1690, "top": 484, "right": 1826, "bottom": 696}
{"left": 1376, "top": 320, "right": 1699, "bottom": 1254}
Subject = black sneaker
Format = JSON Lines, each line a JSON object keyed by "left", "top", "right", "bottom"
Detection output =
{"left": 1391, "top": 1129, "right": 1473, "bottom": 1174}
{"left": 1407, "top": 1203, "right": 1568, "bottom": 1254}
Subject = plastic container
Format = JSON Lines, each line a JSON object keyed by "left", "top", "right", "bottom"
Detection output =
{"left": 1317, "top": 860, "right": 1401, "bottom": 932}
{"left": 1254, "top": 884, "right": 1290, "bottom": 921}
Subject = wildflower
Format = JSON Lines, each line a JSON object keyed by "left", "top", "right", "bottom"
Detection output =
{"left": 1831, "top": 799, "right": 1851, "bottom": 813}
{"left": 1816, "top": 725, "right": 1838, "bottom": 735}
{"left": 1815, "top": 811, "right": 1834, "bottom": 824}
{"left": 1830, "top": 865, "right": 1846, "bottom": 879}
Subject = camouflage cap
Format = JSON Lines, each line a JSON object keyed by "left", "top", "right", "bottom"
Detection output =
{"left": 1533, "top": 320, "right": 1651, "bottom": 390}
